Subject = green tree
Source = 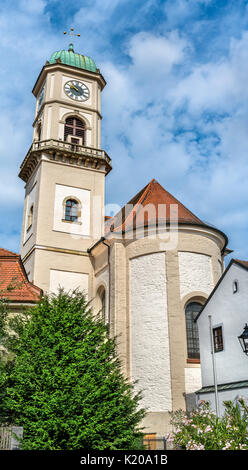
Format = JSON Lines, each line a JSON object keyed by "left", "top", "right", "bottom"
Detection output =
{"left": 1, "top": 290, "right": 145, "bottom": 450}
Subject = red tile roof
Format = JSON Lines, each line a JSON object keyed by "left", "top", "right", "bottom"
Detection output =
{"left": 0, "top": 249, "right": 42, "bottom": 303}
{"left": 105, "top": 179, "right": 206, "bottom": 234}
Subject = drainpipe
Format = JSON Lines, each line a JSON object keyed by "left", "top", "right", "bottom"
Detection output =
{"left": 208, "top": 315, "right": 220, "bottom": 417}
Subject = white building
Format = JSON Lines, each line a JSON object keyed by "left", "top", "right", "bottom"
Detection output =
{"left": 196, "top": 259, "right": 248, "bottom": 415}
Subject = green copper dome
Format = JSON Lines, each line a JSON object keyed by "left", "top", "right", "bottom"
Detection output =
{"left": 49, "top": 44, "right": 98, "bottom": 73}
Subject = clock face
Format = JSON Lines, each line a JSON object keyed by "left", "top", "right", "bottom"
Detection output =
{"left": 64, "top": 80, "right": 90, "bottom": 102}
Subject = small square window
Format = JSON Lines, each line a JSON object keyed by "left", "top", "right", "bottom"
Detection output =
{"left": 213, "top": 326, "right": 223, "bottom": 352}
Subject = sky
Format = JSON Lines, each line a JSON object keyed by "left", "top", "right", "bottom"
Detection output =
{"left": 0, "top": 0, "right": 248, "bottom": 261}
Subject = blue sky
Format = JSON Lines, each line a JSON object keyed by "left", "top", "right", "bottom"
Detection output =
{"left": 1, "top": 0, "right": 248, "bottom": 261}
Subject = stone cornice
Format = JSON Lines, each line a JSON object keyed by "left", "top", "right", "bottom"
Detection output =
{"left": 18, "top": 139, "right": 112, "bottom": 183}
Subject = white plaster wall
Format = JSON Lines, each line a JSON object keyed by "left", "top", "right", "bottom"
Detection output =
{"left": 130, "top": 252, "right": 172, "bottom": 412}
{"left": 49, "top": 269, "right": 88, "bottom": 296}
{"left": 178, "top": 252, "right": 213, "bottom": 299}
{"left": 185, "top": 367, "right": 202, "bottom": 394}
{"left": 46, "top": 106, "right": 52, "bottom": 139}
{"left": 197, "top": 388, "right": 248, "bottom": 416}
{"left": 197, "top": 263, "right": 248, "bottom": 387}
{"left": 53, "top": 184, "right": 90, "bottom": 236}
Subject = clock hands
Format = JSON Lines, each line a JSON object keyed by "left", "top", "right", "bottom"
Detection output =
{"left": 64, "top": 80, "right": 89, "bottom": 100}
{"left": 70, "top": 84, "right": 80, "bottom": 92}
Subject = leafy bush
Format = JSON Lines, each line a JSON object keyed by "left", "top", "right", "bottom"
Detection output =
{"left": 168, "top": 399, "right": 248, "bottom": 450}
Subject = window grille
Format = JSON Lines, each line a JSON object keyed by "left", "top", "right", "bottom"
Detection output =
{"left": 213, "top": 326, "right": 223, "bottom": 352}
{"left": 185, "top": 302, "right": 202, "bottom": 359}
{"left": 64, "top": 199, "right": 79, "bottom": 222}
{"left": 64, "top": 117, "right": 85, "bottom": 143}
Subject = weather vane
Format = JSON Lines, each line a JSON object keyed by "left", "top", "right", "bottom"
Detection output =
{"left": 64, "top": 28, "right": 80, "bottom": 40}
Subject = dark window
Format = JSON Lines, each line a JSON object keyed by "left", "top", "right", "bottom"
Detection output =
{"left": 213, "top": 326, "right": 223, "bottom": 352}
{"left": 185, "top": 302, "right": 202, "bottom": 359}
{"left": 101, "top": 290, "right": 106, "bottom": 321}
{"left": 233, "top": 281, "right": 238, "bottom": 294}
{"left": 64, "top": 199, "right": 79, "bottom": 222}
{"left": 27, "top": 205, "right": 34, "bottom": 231}
{"left": 64, "top": 117, "right": 85, "bottom": 143}
{"left": 37, "top": 124, "right": 42, "bottom": 141}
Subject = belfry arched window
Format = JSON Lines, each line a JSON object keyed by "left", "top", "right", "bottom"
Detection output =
{"left": 64, "top": 198, "right": 79, "bottom": 222}
{"left": 64, "top": 116, "right": 85, "bottom": 145}
{"left": 101, "top": 289, "right": 106, "bottom": 322}
{"left": 96, "top": 286, "right": 107, "bottom": 322}
{"left": 27, "top": 205, "right": 34, "bottom": 231}
{"left": 185, "top": 302, "right": 202, "bottom": 359}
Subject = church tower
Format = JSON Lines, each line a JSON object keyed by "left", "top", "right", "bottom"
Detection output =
{"left": 19, "top": 43, "right": 111, "bottom": 295}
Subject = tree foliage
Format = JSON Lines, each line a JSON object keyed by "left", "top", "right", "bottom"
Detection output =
{"left": 0, "top": 290, "right": 145, "bottom": 450}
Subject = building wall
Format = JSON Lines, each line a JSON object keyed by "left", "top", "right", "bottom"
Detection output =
{"left": 197, "top": 387, "right": 248, "bottom": 415}
{"left": 91, "top": 225, "right": 226, "bottom": 436}
{"left": 130, "top": 252, "right": 172, "bottom": 413}
{"left": 21, "top": 159, "right": 105, "bottom": 294}
{"left": 197, "top": 263, "right": 248, "bottom": 389}
{"left": 178, "top": 252, "right": 214, "bottom": 299}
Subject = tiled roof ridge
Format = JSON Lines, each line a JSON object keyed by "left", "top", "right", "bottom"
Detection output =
{"left": 120, "top": 179, "right": 154, "bottom": 231}
{"left": 150, "top": 179, "right": 203, "bottom": 224}
{"left": 109, "top": 178, "right": 204, "bottom": 233}
{"left": 0, "top": 247, "right": 42, "bottom": 302}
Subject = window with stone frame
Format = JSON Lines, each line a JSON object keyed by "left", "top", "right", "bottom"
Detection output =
{"left": 64, "top": 198, "right": 79, "bottom": 222}
{"left": 185, "top": 302, "right": 202, "bottom": 359}
{"left": 64, "top": 116, "right": 85, "bottom": 144}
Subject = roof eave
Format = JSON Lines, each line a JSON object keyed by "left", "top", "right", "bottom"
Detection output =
{"left": 32, "top": 62, "right": 106, "bottom": 97}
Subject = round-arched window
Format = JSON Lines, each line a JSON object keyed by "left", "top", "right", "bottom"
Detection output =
{"left": 185, "top": 302, "right": 202, "bottom": 359}
{"left": 64, "top": 199, "right": 79, "bottom": 222}
{"left": 96, "top": 286, "right": 106, "bottom": 322}
{"left": 101, "top": 290, "right": 106, "bottom": 322}
{"left": 64, "top": 116, "right": 85, "bottom": 144}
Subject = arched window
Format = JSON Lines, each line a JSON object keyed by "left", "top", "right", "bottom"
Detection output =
{"left": 96, "top": 286, "right": 106, "bottom": 322}
{"left": 101, "top": 289, "right": 106, "bottom": 321}
{"left": 64, "top": 199, "right": 79, "bottom": 222}
{"left": 37, "top": 123, "right": 42, "bottom": 141}
{"left": 64, "top": 116, "right": 85, "bottom": 144}
{"left": 185, "top": 302, "right": 202, "bottom": 359}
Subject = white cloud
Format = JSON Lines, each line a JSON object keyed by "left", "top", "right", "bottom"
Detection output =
{"left": 0, "top": 1, "right": 247, "bottom": 260}
{"left": 128, "top": 31, "right": 187, "bottom": 75}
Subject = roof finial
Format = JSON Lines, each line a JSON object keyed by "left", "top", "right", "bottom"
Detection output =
{"left": 63, "top": 28, "right": 80, "bottom": 52}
